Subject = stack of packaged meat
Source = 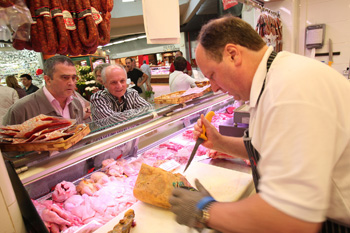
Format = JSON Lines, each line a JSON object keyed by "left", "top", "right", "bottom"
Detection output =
{"left": 0, "top": 114, "right": 78, "bottom": 144}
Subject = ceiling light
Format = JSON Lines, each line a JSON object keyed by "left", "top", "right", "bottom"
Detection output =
{"left": 137, "top": 35, "right": 147, "bottom": 39}
{"left": 122, "top": 0, "right": 135, "bottom": 2}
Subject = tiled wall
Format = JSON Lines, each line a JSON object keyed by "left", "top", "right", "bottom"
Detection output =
{"left": 265, "top": 0, "right": 350, "bottom": 75}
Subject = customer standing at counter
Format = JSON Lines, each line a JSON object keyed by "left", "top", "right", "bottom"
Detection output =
{"left": 20, "top": 74, "right": 39, "bottom": 95}
{"left": 169, "top": 56, "right": 196, "bottom": 92}
{"left": 169, "top": 50, "right": 193, "bottom": 77}
{"left": 6, "top": 75, "right": 27, "bottom": 98}
{"left": 125, "top": 57, "right": 148, "bottom": 95}
{"left": 3, "top": 55, "right": 84, "bottom": 125}
{"left": 169, "top": 15, "right": 350, "bottom": 232}
{"left": 93, "top": 63, "right": 111, "bottom": 91}
{"left": 90, "top": 64, "right": 152, "bottom": 126}
{"left": 0, "top": 85, "right": 18, "bottom": 124}
{"left": 140, "top": 60, "right": 153, "bottom": 92}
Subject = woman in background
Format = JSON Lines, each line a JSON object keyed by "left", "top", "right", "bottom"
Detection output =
{"left": 93, "top": 63, "right": 111, "bottom": 91}
{"left": 6, "top": 75, "right": 27, "bottom": 98}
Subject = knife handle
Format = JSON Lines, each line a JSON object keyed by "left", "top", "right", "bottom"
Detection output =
{"left": 199, "top": 111, "right": 215, "bottom": 141}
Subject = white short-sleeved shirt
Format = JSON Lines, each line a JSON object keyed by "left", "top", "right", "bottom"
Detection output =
{"left": 248, "top": 47, "right": 350, "bottom": 225}
{"left": 169, "top": 71, "right": 196, "bottom": 92}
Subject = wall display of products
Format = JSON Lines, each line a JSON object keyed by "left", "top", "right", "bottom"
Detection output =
{"left": 0, "top": 49, "right": 43, "bottom": 86}
{"left": 70, "top": 55, "right": 108, "bottom": 71}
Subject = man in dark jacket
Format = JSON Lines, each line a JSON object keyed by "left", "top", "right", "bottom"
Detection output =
{"left": 20, "top": 74, "right": 39, "bottom": 95}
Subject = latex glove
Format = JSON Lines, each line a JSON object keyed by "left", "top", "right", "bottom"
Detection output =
{"left": 169, "top": 179, "right": 213, "bottom": 229}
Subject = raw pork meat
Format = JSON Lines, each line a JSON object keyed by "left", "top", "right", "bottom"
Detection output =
{"left": 52, "top": 181, "right": 77, "bottom": 203}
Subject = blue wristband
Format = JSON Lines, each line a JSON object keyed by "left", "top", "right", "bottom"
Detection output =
{"left": 196, "top": 196, "right": 216, "bottom": 210}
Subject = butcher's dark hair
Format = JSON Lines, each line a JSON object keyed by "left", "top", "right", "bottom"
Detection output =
{"left": 198, "top": 14, "right": 266, "bottom": 62}
{"left": 174, "top": 56, "right": 187, "bottom": 72}
{"left": 19, "top": 73, "right": 32, "bottom": 80}
{"left": 44, "top": 55, "right": 75, "bottom": 79}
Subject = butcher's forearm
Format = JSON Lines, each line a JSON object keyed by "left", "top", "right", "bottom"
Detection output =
{"left": 208, "top": 195, "right": 321, "bottom": 233}
{"left": 214, "top": 136, "right": 248, "bottom": 160}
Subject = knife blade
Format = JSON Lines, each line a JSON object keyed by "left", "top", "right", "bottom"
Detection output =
{"left": 328, "top": 38, "right": 333, "bottom": 67}
{"left": 184, "top": 111, "right": 215, "bottom": 172}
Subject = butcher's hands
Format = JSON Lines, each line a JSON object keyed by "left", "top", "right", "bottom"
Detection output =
{"left": 193, "top": 114, "right": 221, "bottom": 150}
{"left": 169, "top": 179, "right": 213, "bottom": 229}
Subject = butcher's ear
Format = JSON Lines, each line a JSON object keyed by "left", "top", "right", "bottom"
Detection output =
{"left": 225, "top": 44, "right": 242, "bottom": 66}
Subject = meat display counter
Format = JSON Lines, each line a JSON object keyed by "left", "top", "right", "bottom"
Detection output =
{"left": 3, "top": 92, "right": 254, "bottom": 233}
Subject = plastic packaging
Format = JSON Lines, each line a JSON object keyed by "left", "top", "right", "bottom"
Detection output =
{"left": 0, "top": 0, "right": 32, "bottom": 42}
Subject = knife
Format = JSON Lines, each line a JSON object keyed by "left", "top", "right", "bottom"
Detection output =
{"left": 183, "top": 111, "right": 215, "bottom": 172}
{"left": 328, "top": 38, "right": 333, "bottom": 67}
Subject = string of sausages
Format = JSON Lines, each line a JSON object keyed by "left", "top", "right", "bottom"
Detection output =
{"left": 256, "top": 12, "right": 283, "bottom": 52}
{"left": 11, "top": 0, "right": 113, "bottom": 55}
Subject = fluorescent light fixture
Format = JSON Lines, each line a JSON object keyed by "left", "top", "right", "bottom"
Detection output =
{"left": 137, "top": 35, "right": 147, "bottom": 39}
{"left": 113, "top": 40, "right": 125, "bottom": 44}
{"left": 124, "top": 38, "right": 138, "bottom": 42}
{"left": 280, "top": 7, "right": 290, "bottom": 15}
{"left": 122, "top": 0, "right": 135, "bottom": 2}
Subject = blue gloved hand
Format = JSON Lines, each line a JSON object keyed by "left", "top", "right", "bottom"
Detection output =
{"left": 169, "top": 179, "right": 214, "bottom": 229}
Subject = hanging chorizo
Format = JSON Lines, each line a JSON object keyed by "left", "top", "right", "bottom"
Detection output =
{"left": 74, "top": 0, "right": 98, "bottom": 47}
{"left": 50, "top": 0, "right": 68, "bottom": 54}
{"left": 90, "top": 0, "right": 110, "bottom": 45}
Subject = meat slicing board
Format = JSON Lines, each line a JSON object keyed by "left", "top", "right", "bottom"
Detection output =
{"left": 94, "top": 162, "right": 253, "bottom": 233}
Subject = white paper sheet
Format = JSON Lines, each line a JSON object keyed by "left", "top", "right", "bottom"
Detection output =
{"left": 142, "top": 0, "right": 180, "bottom": 44}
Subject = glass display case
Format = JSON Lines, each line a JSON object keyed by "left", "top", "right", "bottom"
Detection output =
{"left": 3, "top": 92, "right": 253, "bottom": 233}
{"left": 150, "top": 65, "right": 170, "bottom": 75}
{"left": 150, "top": 65, "right": 170, "bottom": 83}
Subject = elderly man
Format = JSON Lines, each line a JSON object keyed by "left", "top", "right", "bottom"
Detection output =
{"left": 90, "top": 64, "right": 152, "bottom": 126}
{"left": 3, "top": 55, "right": 84, "bottom": 125}
{"left": 169, "top": 15, "right": 350, "bottom": 233}
{"left": 20, "top": 74, "right": 39, "bottom": 95}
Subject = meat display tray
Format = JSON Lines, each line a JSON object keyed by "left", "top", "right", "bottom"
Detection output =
{"left": 95, "top": 161, "right": 253, "bottom": 233}
{"left": 0, "top": 124, "right": 90, "bottom": 152}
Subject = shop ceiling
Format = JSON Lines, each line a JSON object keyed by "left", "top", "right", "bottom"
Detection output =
{"left": 108, "top": 0, "right": 278, "bottom": 42}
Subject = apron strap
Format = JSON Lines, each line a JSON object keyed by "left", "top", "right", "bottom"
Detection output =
{"left": 256, "top": 50, "right": 277, "bottom": 105}
{"left": 243, "top": 50, "right": 278, "bottom": 192}
{"left": 321, "top": 219, "right": 350, "bottom": 233}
